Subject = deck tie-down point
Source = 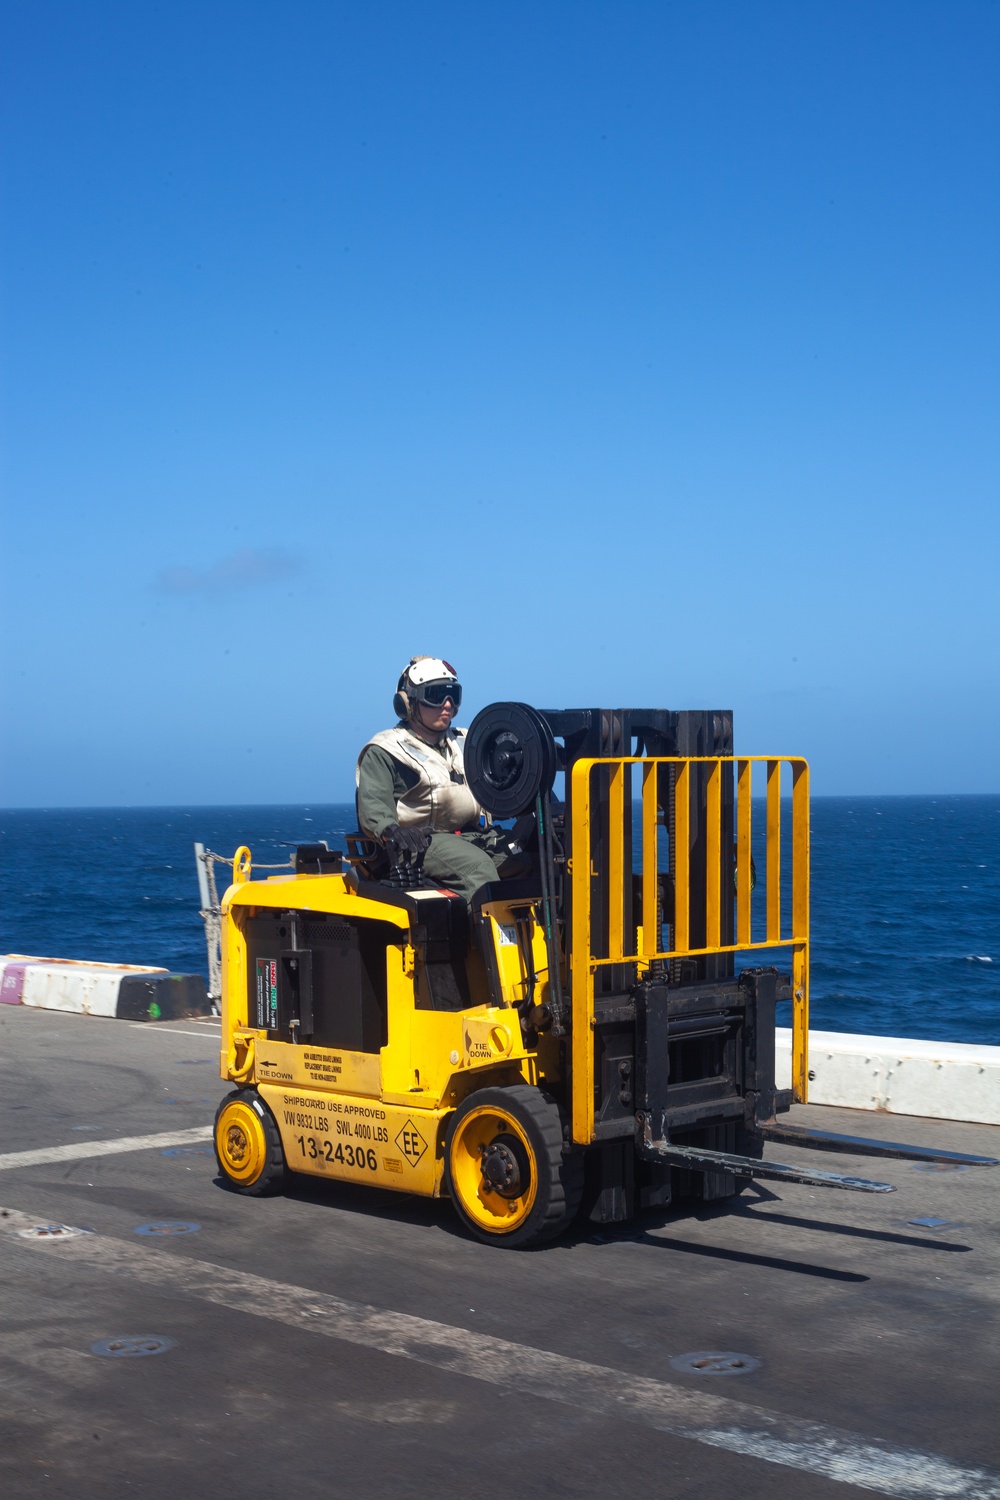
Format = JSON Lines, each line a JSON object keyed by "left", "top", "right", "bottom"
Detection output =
{"left": 91, "top": 1336, "right": 176, "bottom": 1358}
{"left": 14, "top": 1222, "right": 95, "bottom": 1241}
{"left": 670, "top": 1351, "right": 760, "bottom": 1376}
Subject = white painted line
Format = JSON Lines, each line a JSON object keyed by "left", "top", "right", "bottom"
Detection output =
{"left": 0, "top": 1127, "right": 213, "bottom": 1173}
{"left": 2, "top": 1206, "right": 996, "bottom": 1500}
{"left": 127, "top": 1025, "right": 221, "bottom": 1038}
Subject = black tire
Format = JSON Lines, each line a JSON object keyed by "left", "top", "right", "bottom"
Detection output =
{"left": 444, "top": 1084, "right": 583, "bottom": 1248}
{"left": 214, "top": 1088, "right": 287, "bottom": 1197}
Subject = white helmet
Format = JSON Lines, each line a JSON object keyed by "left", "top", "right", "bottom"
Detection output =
{"left": 393, "top": 656, "right": 462, "bottom": 721}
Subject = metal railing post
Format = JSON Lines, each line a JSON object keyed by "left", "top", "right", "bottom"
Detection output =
{"left": 791, "top": 759, "right": 811, "bottom": 1103}
{"left": 641, "top": 761, "right": 660, "bottom": 959}
{"left": 705, "top": 759, "right": 722, "bottom": 951}
{"left": 736, "top": 760, "right": 752, "bottom": 947}
{"left": 571, "top": 763, "right": 597, "bottom": 1144}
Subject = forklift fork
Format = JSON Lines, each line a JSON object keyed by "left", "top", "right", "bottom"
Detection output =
{"left": 637, "top": 1115, "right": 998, "bottom": 1195}
{"left": 757, "top": 1119, "right": 999, "bottom": 1167}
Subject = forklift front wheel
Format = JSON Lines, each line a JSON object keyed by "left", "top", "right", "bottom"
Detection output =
{"left": 214, "top": 1089, "right": 287, "bottom": 1197}
{"left": 445, "top": 1085, "right": 582, "bottom": 1248}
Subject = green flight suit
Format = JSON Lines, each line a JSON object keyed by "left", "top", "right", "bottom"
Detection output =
{"left": 357, "top": 739, "right": 502, "bottom": 905}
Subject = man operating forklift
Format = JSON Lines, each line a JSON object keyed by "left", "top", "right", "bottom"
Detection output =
{"left": 356, "top": 656, "right": 506, "bottom": 903}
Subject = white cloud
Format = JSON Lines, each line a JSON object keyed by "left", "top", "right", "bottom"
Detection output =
{"left": 156, "top": 547, "right": 301, "bottom": 594}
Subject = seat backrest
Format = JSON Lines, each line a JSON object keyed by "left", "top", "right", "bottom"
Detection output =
{"left": 344, "top": 832, "right": 389, "bottom": 881}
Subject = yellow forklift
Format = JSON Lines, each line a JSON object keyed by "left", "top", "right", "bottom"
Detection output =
{"left": 215, "top": 702, "right": 995, "bottom": 1246}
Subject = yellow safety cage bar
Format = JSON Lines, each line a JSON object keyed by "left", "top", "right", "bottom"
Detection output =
{"left": 569, "top": 755, "right": 810, "bottom": 1145}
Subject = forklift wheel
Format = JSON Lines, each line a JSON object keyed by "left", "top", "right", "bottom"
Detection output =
{"left": 214, "top": 1089, "right": 287, "bottom": 1197}
{"left": 445, "top": 1085, "right": 582, "bottom": 1248}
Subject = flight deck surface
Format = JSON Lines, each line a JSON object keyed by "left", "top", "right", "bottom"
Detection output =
{"left": 2, "top": 1003, "right": 998, "bottom": 1500}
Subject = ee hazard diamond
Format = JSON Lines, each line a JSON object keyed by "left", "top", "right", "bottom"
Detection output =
{"left": 395, "top": 1119, "right": 427, "bottom": 1167}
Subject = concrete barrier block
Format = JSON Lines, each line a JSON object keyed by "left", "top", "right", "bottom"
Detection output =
{"left": 117, "top": 972, "right": 212, "bottom": 1021}
{"left": 877, "top": 1042, "right": 1000, "bottom": 1124}
{"left": 1, "top": 963, "right": 28, "bottom": 1004}
{"left": 0, "top": 954, "right": 168, "bottom": 1019}
{"left": 0, "top": 955, "right": 210, "bottom": 1022}
{"left": 20, "top": 964, "right": 125, "bottom": 1017}
{"left": 776, "top": 1028, "right": 1000, "bottom": 1125}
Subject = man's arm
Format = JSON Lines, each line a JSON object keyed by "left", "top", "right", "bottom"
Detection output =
{"left": 357, "top": 745, "right": 417, "bottom": 840}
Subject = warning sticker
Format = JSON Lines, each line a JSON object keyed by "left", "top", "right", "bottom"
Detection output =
{"left": 255, "top": 958, "right": 278, "bottom": 1031}
{"left": 394, "top": 1120, "right": 427, "bottom": 1167}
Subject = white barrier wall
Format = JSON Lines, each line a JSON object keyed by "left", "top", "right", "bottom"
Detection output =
{"left": 1, "top": 955, "right": 168, "bottom": 1018}
{"left": 776, "top": 1028, "right": 1000, "bottom": 1126}
{"left": 3, "top": 952, "right": 995, "bottom": 1118}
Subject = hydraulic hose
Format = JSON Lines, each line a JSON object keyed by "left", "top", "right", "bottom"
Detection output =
{"left": 536, "top": 791, "right": 566, "bottom": 1035}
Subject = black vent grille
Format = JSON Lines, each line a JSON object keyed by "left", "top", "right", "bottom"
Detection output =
{"left": 303, "top": 922, "right": 353, "bottom": 944}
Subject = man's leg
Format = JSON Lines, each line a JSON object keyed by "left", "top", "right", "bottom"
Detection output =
{"left": 422, "top": 833, "right": 502, "bottom": 905}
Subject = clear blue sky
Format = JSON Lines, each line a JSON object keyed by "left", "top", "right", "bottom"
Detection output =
{"left": 1, "top": 1, "right": 997, "bottom": 805}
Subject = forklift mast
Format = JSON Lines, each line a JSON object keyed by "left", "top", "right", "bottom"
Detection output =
{"left": 463, "top": 703, "right": 810, "bottom": 1219}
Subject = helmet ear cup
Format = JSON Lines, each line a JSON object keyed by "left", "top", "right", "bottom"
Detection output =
{"left": 393, "top": 690, "right": 409, "bottom": 720}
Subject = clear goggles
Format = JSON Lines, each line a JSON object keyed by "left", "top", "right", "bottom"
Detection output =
{"left": 412, "top": 678, "right": 462, "bottom": 709}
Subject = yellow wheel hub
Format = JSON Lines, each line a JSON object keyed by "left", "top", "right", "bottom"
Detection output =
{"left": 449, "top": 1106, "right": 537, "bottom": 1235}
{"left": 215, "top": 1099, "right": 268, "bottom": 1186}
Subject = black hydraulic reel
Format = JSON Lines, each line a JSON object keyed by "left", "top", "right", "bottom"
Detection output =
{"left": 464, "top": 702, "right": 557, "bottom": 818}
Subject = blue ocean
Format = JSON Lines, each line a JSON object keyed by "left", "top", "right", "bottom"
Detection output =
{"left": 1, "top": 797, "right": 997, "bottom": 1045}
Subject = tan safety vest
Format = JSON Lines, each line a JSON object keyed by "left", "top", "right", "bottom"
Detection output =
{"left": 357, "top": 726, "right": 485, "bottom": 832}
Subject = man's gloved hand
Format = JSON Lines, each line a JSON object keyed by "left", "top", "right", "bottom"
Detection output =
{"left": 384, "top": 824, "right": 432, "bottom": 888}
{"left": 384, "top": 824, "right": 432, "bottom": 858}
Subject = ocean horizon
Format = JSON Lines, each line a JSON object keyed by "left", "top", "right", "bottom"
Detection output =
{"left": 2, "top": 794, "right": 997, "bottom": 1047}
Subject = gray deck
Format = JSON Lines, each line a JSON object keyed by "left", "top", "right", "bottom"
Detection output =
{"left": 2, "top": 1003, "right": 998, "bottom": 1500}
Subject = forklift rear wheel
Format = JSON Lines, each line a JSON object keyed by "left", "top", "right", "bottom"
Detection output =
{"left": 445, "top": 1085, "right": 582, "bottom": 1248}
{"left": 214, "top": 1089, "right": 286, "bottom": 1196}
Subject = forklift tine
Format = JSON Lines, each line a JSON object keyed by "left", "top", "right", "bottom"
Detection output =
{"left": 639, "top": 1137, "right": 896, "bottom": 1193}
{"left": 637, "top": 1117, "right": 895, "bottom": 1192}
{"left": 759, "top": 1121, "right": 999, "bottom": 1167}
